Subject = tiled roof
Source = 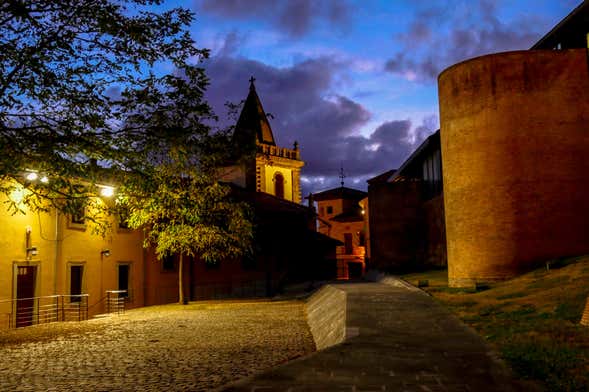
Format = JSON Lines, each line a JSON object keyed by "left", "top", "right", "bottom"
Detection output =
{"left": 308, "top": 186, "right": 367, "bottom": 201}
{"left": 233, "top": 78, "right": 276, "bottom": 146}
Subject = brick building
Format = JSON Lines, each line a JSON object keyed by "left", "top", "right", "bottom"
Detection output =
{"left": 366, "top": 130, "right": 446, "bottom": 273}
{"left": 440, "top": 2, "right": 589, "bottom": 286}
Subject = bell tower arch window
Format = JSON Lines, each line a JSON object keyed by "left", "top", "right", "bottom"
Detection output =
{"left": 274, "top": 172, "right": 285, "bottom": 199}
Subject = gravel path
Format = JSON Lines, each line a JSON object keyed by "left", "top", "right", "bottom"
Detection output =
{"left": 0, "top": 300, "right": 315, "bottom": 391}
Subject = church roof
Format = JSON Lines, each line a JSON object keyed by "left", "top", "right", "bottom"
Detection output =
{"left": 233, "top": 78, "right": 276, "bottom": 146}
{"left": 308, "top": 186, "right": 367, "bottom": 202}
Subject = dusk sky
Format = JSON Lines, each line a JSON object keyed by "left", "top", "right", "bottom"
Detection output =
{"left": 169, "top": 1, "right": 577, "bottom": 195}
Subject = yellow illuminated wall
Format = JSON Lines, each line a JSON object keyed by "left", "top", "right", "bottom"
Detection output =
{"left": 263, "top": 166, "right": 293, "bottom": 201}
{"left": 0, "top": 183, "right": 145, "bottom": 327}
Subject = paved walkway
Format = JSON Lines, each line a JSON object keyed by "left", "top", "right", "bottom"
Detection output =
{"left": 0, "top": 300, "right": 314, "bottom": 391}
{"left": 223, "top": 282, "right": 524, "bottom": 392}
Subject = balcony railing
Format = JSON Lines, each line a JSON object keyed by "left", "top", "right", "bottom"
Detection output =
{"left": 258, "top": 144, "right": 301, "bottom": 160}
{"left": 336, "top": 246, "right": 366, "bottom": 257}
{"left": 0, "top": 294, "right": 89, "bottom": 329}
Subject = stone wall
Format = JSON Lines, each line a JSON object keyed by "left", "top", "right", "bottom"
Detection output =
{"left": 439, "top": 49, "right": 589, "bottom": 287}
{"left": 305, "top": 285, "right": 347, "bottom": 350}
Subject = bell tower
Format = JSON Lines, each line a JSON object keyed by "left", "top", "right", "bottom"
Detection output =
{"left": 232, "top": 78, "right": 304, "bottom": 203}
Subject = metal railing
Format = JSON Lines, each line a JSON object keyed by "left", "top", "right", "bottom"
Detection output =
{"left": 0, "top": 294, "right": 88, "bottom": 329}
{"left": 105, "top": 290, "right": 127, "bottom": 314}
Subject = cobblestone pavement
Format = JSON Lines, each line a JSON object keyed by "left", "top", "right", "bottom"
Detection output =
{"left": 0, "top": 300, "right": 315, "bottom": 391}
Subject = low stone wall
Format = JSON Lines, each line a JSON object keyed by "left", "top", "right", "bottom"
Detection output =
{"left": 305, "top": 285, "right": 347, "bottom": 350}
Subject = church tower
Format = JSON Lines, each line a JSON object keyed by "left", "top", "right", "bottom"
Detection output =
{"left": 233, "top": 78, "right": 304, "bottom": 203}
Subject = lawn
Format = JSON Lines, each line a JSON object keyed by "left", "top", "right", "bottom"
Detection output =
{"left": 403, "top": 257, "right": 589, "bottom": 392}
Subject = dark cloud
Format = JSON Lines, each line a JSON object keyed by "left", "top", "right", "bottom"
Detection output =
{"left": 196, "top": 0, "right": 352, "bottom": 37}
{"left": 203, "top": 51, "right": 436, "bottom": 194}
{"left": 385, "top": 0, "right": 549, "bottom": 81}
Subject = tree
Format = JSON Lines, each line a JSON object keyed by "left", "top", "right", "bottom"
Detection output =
{"left": 0, "top": 0, "right": 204, "bottom": 225}
{"left": 1, "top": 0, "right": 254, "bottom": 298}
{"left": 124, "top": 153, "right": 254, "bottom": 304}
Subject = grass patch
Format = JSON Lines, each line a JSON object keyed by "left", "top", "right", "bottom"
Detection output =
{"left": 403, "top": 256, "right": 589, "bottom": 391}
{"left": 496, "top": 292, "right": 527, "bottom": 300}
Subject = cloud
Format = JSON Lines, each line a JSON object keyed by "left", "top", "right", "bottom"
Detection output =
{"left": 385, "top": 0, "right": 548, "bottom": 81}
{"left": 195, "top": 0, "right": 353, "bottom": 37}
{"left": 203, "top": 51, "right": 437, "bottom": 195}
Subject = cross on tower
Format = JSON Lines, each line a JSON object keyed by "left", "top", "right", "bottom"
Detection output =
{"left": 249, "top": 76, "right": 256, "bottom": 90}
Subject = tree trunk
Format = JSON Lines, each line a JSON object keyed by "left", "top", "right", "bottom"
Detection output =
{"left": 178, "top": 253, "right": 184, "bottom": 305}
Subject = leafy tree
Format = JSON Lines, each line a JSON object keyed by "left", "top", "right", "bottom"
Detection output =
{"left": 1, "top": 0, "right": 254, "bottom": 299}
{"left": 0, "top": 0, "right": 203, "bottom": 222}
{"left": 124, "top": 151, "right": 254, "bottom": 304}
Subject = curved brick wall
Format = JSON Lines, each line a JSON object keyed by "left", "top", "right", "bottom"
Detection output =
{"left": 439, "top": 49, "right": 589, "bottom": 287}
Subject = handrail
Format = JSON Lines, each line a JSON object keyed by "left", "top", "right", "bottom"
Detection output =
{"left": 0, "top": 294, "right": 89, "bottom": 304}
{"left": 1, "top": 294, "right": 89, "bottom": 329}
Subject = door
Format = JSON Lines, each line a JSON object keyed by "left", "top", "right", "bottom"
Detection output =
{"left": 70, "top": 265, "right": 83, "bottom": 302}
{"left": 16, "top": 266, "right": 36, "bottom": 327}
{"left": 347, "top": 262, "right": 363, "bottom": 279}
{"left": 118, "top": 264, "right": 130, "bottom": 298}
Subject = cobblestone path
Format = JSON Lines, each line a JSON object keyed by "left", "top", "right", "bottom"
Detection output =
{"left": 0, "top": 300, "right": 315, "bottom": 391}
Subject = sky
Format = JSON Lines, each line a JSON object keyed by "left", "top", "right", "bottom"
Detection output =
{"left": 165, "top": 0, "right": 577, "bottom": 196}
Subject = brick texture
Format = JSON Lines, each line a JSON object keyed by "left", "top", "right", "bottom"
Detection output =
{"left": 439, "top": 49, "right": 589, "bottom": 287}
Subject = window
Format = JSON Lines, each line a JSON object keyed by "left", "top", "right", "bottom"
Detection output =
{"left": 326, "top": 206, "right": 333, "bottom": 214}
{"left": 70, "top": 265, "right": 83, "bottom": 302}
{"left": 118, "top": 208, "right": 130, "bottom": 230}
{"left": 344, "top": 233, "right": 353, "bottom": 255}
{"left": 162, "top": 255, "right": 175, "bottom": 272}
{"left": 118, "top": 264, "right": 130, "bottom": 298}
{"left": 274, "top": 172, "right": 284, "bottom": 199}
{"left": 69, "top": 201, "right": 86, "bottom": 227}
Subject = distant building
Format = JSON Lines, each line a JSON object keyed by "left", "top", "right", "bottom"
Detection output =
{"left": 439, "top": 2, "right": 589, "bottom": 287}
{"left": 365, "top": 131, "right": 446, "bottom": 273}
{"left": 531, "top": 1, "right": 588, "bottom": 50}
{"left": 308, "top": 186, "right": 367, "bottom": 279}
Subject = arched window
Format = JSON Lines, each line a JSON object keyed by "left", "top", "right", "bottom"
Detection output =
{"left": 274, "top": 172, "right": 285, "bottom": 199}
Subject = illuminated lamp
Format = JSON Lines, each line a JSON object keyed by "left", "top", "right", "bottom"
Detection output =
{"left": 40, "top": 176, "right": 49, "bottom": 184}
{"left": 25, "top": 172, "right": 38, "bottom": 181}
{"left": 100, "top": 186, "right": 115, "bottom": 198}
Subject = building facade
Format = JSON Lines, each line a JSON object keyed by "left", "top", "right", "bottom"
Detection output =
{"left": 366, "top": 131, "right": 446, "bottom": 273}
{"left": 0, "top": 185, "right": 145, "bottom": 328}
{"left": 439, "top": 2, "right": 589, "bottom": 287}
{"left": 309, "top": 187, "right": 367, "bottom": 279}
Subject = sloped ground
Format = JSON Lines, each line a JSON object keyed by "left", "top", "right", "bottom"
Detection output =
{"left": 403, "top": 257, "right": 589, "bottom": 391}
{"left": 0, "top": 299, "right": 315, "bottom": 391}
